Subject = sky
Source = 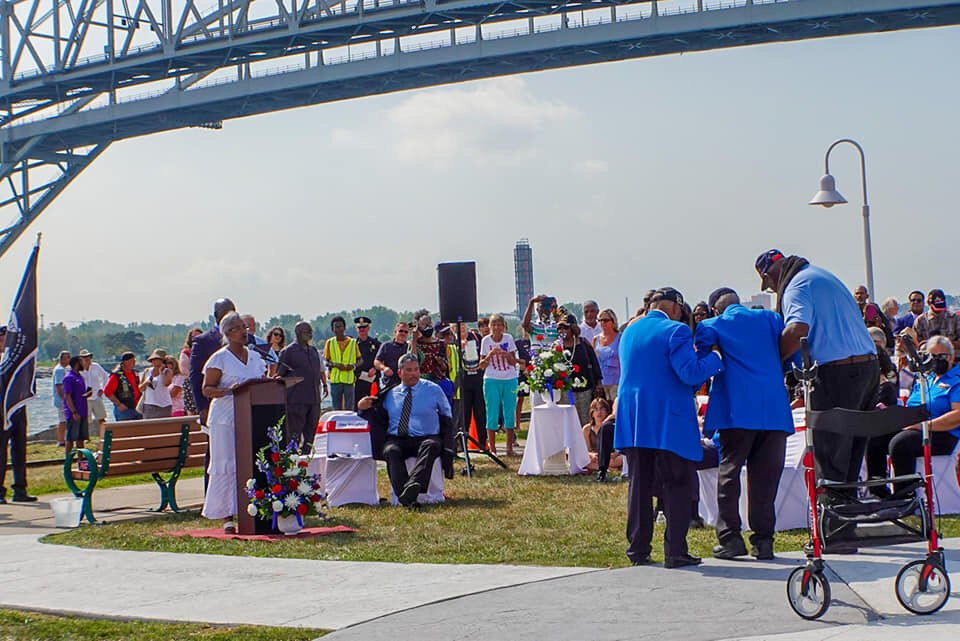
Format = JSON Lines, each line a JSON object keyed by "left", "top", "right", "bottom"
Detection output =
{"left": 1, "top": 20, "right": 958, "bottom": 326}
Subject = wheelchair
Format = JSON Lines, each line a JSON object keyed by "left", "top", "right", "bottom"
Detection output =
{"left": 786, "top": 337, "right": 951, "bottom": 620}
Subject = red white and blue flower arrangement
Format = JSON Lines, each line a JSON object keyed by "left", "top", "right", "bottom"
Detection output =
{"left": 246, "top": 422, "right": 325, "bottom": 534}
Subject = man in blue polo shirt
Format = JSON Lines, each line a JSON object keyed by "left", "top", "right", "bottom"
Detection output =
{"left": 695, "top": 287, "right": 793, "bottom": 561}
{"left": 756, "top": 250, "right": 878, "bottom": 543}
{"left": 358, "top": 353, "right": 452, "bottom": 507}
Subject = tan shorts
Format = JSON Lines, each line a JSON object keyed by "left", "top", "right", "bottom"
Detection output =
{"left": 88, "top": 397, "right": 107, "bottom": 422}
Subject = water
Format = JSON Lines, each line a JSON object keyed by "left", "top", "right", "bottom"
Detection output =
{"left": 24, "top": 376, "right": 59, "bottom": 436}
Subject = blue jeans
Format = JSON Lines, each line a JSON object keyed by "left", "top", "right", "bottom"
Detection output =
{"left": 114, "top": 407, "right": 142, "bottom": 421}
{"left": 330, "top": 383, "right": 355, "bottom": 411}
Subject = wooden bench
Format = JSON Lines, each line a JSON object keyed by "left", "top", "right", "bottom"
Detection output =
{"left": 63, "top": 416, "right": 206, "bottom": 524}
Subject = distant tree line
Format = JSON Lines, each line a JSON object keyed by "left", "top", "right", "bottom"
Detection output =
{"left": 38, "top": 301, "right": 586, "bottom": 364}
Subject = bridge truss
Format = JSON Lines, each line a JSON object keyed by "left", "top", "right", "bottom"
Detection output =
{"left": 1, "top": 0, "right": 959, "bottom": 257}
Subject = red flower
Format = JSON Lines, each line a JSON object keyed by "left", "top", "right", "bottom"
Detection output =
{"left": 288, "top": 479, "right": 299, "bottom": 491}
{"left": 526, "top": 364, "right": 534, "bottom": 372}
{"left": 554, "top": 380, "right": 564, "bottom": 389}
{"left": 298, "top": 459, "right": 309, "bottom": 468}
{"left": 311, "top": 494, "right": 322, "bottom": 502}
{"left": 296, "top": 503, "right": 309, "bottom": 515}
{"left": 271, "top": 484, "right": 282, "bottom": 494}
{"left": 554, "top": 345, "right": 562, "bottom": 352}
{"left": 270, "top": 452, "right": 280, "bottom": 463}
{"left": 572, "top": 364, "right": 580, "bottom": 373}
{"left": 254, "top": 490, "right": 265, "bottom": 499}
{"left": 273, "top": 467, "right": 283, "bottom": 477}
{"left": 558, "top": 371, "right": 567, "bottom": 378}
{"left": 536, "top": 335, "right": 544, "bottom": 341}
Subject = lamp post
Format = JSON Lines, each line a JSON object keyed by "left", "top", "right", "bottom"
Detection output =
{"left": 809, "top": 138, "right": 875, "bottom": 298}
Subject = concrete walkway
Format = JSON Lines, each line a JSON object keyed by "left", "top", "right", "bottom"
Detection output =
{"left": 1, "top": 481, "right": 958, "bottom": 639}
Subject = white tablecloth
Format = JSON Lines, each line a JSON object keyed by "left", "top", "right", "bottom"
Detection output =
{"left": 389, "top": 458, "right": 445, "bottom": 505}
{"left": 518, "top": 403, "right": 590, "bottom": 476}
{"left": 697, "top": 431, "right": 809, "bottom": 532}
{"left": 323, "top": 456, "right": 379, "bottom": 507}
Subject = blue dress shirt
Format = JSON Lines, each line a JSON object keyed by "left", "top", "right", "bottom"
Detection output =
{"left": 695, "top": 304, "right": 793, "bottom": 433}
{"left": 383, "top": 379, "right": 452, "bottom": 437}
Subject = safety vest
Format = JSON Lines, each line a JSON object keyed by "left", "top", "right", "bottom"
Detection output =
{"left": 110, "top": 369, "right": 138, "bottom": 407}
{"left": 447, "top": 344, "right": 461, "bottom": 400}
{"left": 327, "top": 337, "right": 359, "bottom": 384}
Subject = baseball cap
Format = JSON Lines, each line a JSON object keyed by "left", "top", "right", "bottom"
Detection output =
{"left": 120, "top": 351, "right": 136, "bottom": 362}
{"left": 708, "top": 287, "right": 736, "bottom": 310}
{"left": 651, "top": 287, "right": 684, "bottom": 306}
{"left": 754, "top": 249, "right": 784, "bottom": 275}
{"left": 928, "top": 289, "right": 947, "bottom": 312}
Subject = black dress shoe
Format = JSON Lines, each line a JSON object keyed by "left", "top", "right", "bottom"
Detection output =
{"left": 11, "top": 493, "right": 37, "bottom": 503}
{"left": 595, "top": 470, "right": 608, "bottom": 483}
{"left": 630, "top": 556, "right": 653, "bottom": 566}
{"left": 712, "top": 540, "right": 748, "bottom": 560}
{"left": 398, "top": 482, "right": 421, "bottom": 507}
{"left": 750, "top": 541, "right": 775, "bottom": 560}
{"left": 690, "top": 516, "right": 706, "bottom": 529}
{"left": 664, "top": 554, "right": 702, "bottom": 569}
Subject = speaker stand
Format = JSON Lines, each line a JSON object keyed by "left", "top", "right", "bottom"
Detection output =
{"left": 454, "top": 323, "right": 507, "bottom": 476}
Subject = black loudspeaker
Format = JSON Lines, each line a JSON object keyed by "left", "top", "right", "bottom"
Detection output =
{"left": 438, "top": 262, "right": 478, "bottom": 323}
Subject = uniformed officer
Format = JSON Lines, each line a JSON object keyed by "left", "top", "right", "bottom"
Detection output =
{"left": 694, "top": 287, "right": 793, "bottom": 561}
{"left": 614, "top": 287, "right": 723, "bottom": 568}
{"left": 353, "top": 316, "right": 381, "bottom": 407}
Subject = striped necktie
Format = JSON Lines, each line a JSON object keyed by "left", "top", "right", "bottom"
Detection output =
{"left": 397, "top": 386, "right": 413, "bottom": 437}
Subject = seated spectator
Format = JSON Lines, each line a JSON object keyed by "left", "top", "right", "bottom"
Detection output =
{"left": 868, "top": 327, "right": 899, "bottom": 407}
{"left": 894, "top": 291, "right": 924, "bottom": 335}
{"left": 866, "top": 336, "right": 960, "bottom": 496}
{"left": 582, "top": 398, "right": 621, "bottom": 478}
{"left": 914, "top": 289, "right": 960, "bottom": 352}
{"left": 880, "top": 297, "right": 900, "bottom": 328}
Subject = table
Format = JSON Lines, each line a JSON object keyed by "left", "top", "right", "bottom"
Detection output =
{"left": 310, "top": 411, "right": 379, "bottom": 507}
{"left": 518, "top": 403, "right": 590, "bottom": 476}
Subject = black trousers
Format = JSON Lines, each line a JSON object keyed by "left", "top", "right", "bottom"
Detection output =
{"left": 623, "top": 447, "right": 696, "bottom": 561}
{"left": 596, "top": 419, "right": 616, "bottom": 471}
{"left": 866, "top": 429, "right": 958, "bottom": 494}
{"left": 354, "top": 379, "right": 374, "bottom": 407}
{"left": 0, "top": 409, "right": 28, "bottom": 498}
{"left": 809, "top": 359, "right": 879, "bottom": 485}
{"left": 383, "top": 434, "right": 443, "bottom": 498}
{"left": 716, "top": 429, "right": 787, "bottom": 546}
{"left": 286, "top": 403, "right": 321, "bottom": 452}
{"left": 461, "top": 374, "right": 486, "bottom": 448}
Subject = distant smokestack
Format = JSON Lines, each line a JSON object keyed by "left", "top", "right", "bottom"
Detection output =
{"left": 514, "top": 239, "right": 534, "bottom": 315}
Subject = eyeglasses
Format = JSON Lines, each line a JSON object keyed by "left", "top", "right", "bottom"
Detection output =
{"left": 599, "top": 318, "right": 614, "bottom": 324}
{"left": 910, "top": 298, "right": 923, "bottom": 303}
{"left": 270, "top": 332, "right": 283, "bottom": 337}
{"left": 397, "top": 329, "right": 409, "bottom": 334}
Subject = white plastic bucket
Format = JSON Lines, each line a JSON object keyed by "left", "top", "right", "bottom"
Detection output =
{"left": 51, "top": 497, "right": 83, "bottom": 528}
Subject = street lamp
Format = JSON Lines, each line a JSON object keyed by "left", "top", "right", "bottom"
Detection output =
{"left": 809, "top": 138, "right": 875, "bottom": 298}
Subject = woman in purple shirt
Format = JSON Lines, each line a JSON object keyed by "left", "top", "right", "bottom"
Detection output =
{"left": 593, "top": 309, "right": 621, "bottom": 401}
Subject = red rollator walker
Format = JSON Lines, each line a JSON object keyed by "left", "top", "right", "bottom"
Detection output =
{"left": 787, "top": 336, "right": 951, "bottom": 619}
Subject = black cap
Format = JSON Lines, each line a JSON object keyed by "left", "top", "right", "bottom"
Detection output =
{"left": 929, "top": 289, "right": 947, "bottom": 312}
{"left": 651, "top": 287, "right": 684, "bottom": 307}
{"left": 708, "top": 287, "right": 737, "bottom": 310}
{"left": 354, "top": 316, "right": 372, "bottom": 327}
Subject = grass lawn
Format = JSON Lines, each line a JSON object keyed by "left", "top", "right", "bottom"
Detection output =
{"left": 0, "top": 609, "right": 326, "bottom": 641}
{"left": 45, "top": 457, "right": 960, "bottom": 567}
{"left": 25, "top": 438, "right": 204, "bottom": 497}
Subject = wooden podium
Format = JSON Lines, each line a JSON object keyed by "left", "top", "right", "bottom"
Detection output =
{"left": 233, "top": 377, "right": 302, "bottom": 535}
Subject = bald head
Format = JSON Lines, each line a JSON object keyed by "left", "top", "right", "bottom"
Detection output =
{"left": 714, "top": 292, "right": 740, "bottom": 314}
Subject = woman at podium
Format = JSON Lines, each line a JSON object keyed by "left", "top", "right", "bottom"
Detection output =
{"left": 201, "top": 311, "right": 267, "bottom": 533}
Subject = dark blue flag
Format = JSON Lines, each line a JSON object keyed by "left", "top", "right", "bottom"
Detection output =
{"left": 1, "top": 239, "right": 39, "bottom": 431}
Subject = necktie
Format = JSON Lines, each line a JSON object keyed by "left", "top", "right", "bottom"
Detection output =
{"left": 397, "top": 386, "right": 413, "bottom": 437}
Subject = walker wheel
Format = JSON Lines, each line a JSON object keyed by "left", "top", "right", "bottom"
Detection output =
{"left": 895, "top": 560, "right": 950, "bottom": 615}
{"left": 787, "top": 566, "right": 831, "bottom": 620}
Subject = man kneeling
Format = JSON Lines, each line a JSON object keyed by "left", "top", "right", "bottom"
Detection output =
{"left": 358, "top": 353, "right": 452, "bottom": 507}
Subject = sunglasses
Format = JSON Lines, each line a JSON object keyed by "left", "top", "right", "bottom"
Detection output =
{"left": 397, "top": 329, "right": 409, "bottom": 334}
{"left": 910, "top": 298, "right": 923, "bottom": 303}
{"left": 599, "top": 318, "right": 614, "bottom": 323}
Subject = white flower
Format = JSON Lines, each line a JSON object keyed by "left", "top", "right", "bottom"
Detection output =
{"left": 298, "top": 483, "right": 313, "bottom": 496}
{"left": 539, "top": 351, "right": 552, "bottom": 360}
{"left": 283, "top": 465, "right": 299, "bottom": 477}
{"left": 245, "top": 478, "right": 256, "bottom": 490}
{"left": 284, "top": 494, "right": 301, "bottom": 510}
{"left": 554, "top": 363, "right": 567, "bottom": 372}
{"left": 247, "top": 503, "right": 258, "bottom": 516}
{"left": 271, "top": 500, "right": 283, "bottom": 512}
{"left": 544, "top": 369, "right": 554, "bottom": 377}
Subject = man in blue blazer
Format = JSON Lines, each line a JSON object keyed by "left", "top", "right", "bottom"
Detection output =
{"left": 695, "top": 288, "right": 794, "bottom": 561}
{"left": 615, "top": 287, "right": 723, "bottom": 568}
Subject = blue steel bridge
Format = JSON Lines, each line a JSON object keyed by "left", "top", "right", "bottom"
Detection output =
{"left": 0, "top": 0, "right": 959, "bottom": 257}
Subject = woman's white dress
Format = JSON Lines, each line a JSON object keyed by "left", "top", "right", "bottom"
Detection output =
{"left": 201, "top": 346, "right": 266, "bottom": 519}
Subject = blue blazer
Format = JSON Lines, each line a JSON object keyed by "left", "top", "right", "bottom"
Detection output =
{"left": 614, "top": 310, "right": 723, "bottom": 461}
{"left": 189, "top": 327, "right": 222, "bottom": 415}
{"left": 695, "top": 304, "right": 793, "bottom": 434}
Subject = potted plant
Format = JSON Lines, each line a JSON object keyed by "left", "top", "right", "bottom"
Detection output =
{"left": 519, "top": 342, "right": 586, "bottom": 405}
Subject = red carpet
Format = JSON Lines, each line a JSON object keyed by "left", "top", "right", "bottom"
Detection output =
{"left": 163, "top": 525, "right": 356, "bottom": 541}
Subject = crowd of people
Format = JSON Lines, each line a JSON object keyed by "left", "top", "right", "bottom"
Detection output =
{"left": 3, "top": 251, "right": 959, "bottom": 564}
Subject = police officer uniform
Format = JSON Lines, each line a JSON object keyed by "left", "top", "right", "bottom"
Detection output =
{"left": 353, "top": 317, "right": 381, "bottom": 406}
